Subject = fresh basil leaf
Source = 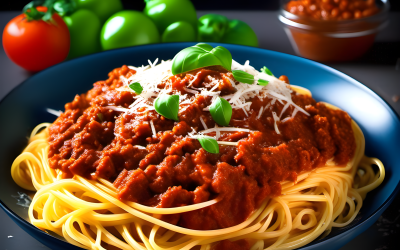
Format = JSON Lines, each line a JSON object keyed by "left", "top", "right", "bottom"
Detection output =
{"left": 232, "top": 70, "right": 254, "bottom": 84}
{"left": 171, "top": 43, "right": 232, "bottom": 75}
{"left": 261, "top": 66, "right": 274, "bottom": 76}
{"left": 210, "top": 97, "right": 232, "bottom": 126}
{"left": 197, "top": 136, "right": 219, "bottom": 154}
{"left": 128, "top": 82, "right": 143, "bottom": 94}
{"left": 258, "top": 79, "right": 269, "bottom": 86}
{"left": 154, "top": 94, "right": 179, "bottom": 121}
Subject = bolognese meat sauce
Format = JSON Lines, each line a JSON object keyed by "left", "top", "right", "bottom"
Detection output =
{"left": 48, "top": 65, "right": 355, "bottom": 231}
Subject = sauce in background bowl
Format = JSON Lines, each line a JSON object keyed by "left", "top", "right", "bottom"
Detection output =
{"left": 279, "top": 0, "right": 389, "bottom": 62}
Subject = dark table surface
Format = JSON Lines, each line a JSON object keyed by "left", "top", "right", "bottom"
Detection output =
{"left": 1, "top": 10, "right": 400, "bottom": 250}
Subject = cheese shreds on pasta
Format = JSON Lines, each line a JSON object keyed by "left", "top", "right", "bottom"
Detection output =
{"left": 111, "top": 59, "right": 310, "bottom": 142}
{"left": 10, "top": 56, "right": 385, "bottom": 250}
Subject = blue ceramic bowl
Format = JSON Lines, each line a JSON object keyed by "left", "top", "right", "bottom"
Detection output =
{"left": 0, "top": 43, "right": 399, "bottom": 250}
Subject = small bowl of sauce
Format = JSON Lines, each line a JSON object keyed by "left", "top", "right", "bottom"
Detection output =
{"left": 279, "top": 0, "right": 389, "bottom": 62}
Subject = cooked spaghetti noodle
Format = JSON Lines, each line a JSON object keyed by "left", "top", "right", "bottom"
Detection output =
{"left": 10, "top": 47, "right": 385, "bottom": 249}
{"left": 11, "top": 101, "right": 384, "bottom": 250}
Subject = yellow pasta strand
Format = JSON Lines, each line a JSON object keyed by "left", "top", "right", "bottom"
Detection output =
{"left": 10, "top": 116, "right": 385, "bottom": 250}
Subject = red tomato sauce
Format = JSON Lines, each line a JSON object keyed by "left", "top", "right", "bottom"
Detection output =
{"left": 282, "top": 0, "right": 383, "bottom": 62}
{"left": 286, "top": 0, "right": 379, "bottom": 20}
{"left": 48, "top": 65, "right": 355, "bottom": 233}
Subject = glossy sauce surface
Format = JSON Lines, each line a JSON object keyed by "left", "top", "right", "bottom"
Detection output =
{"left": 48, "top": 65, "right": 355, "bottom": 232}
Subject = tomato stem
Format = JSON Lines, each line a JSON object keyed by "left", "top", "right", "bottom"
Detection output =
{"left": 23, "top": 0, "right": 76, "bottom": 21}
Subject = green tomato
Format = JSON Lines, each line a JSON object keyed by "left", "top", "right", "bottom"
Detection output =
{"left": 74, "top": 0, "right": 123, "bottom": 24}
{"left": 198, "top": 14, "right": 229, "bottom": 43}
{"left": 100, "top": 10, "right": 160, "bottom": 50}
{"left": 221, "top": 19, "right": 258, "bottom": 47}
{"left": 144, "top": 0, "right": 197, "bottom": 34}
{"left": 162, "top": 21, "right": 196, "bottom": 43}
{"left": 63, "top": 9, "right": 101, "bottom": 59}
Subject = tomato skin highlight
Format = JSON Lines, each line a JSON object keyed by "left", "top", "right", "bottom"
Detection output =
{"left": 2, "top": 11, "right": 70, "bottom": 72}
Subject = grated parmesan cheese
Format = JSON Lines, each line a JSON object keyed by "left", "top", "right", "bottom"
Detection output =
{"left": 188, "top": 134, "right": 238, "bottom": 146}
{"left": 108, "top": 57, "right": 310, "bottom": 148}
{"left": 46, "top": 108, "right": 62, "bottom": 117}
{"left": 215, "top": 125, "right": 221, "bottom": 140}
{"left": 105, "top": 106, "right": 129, "bottom": 112}
{"left": 200, "top": 127, "right": 252, "bottom": 134}
{"left": 272, "top": 111, "right": 281, "bottom": 134}
{"left": 217, "top": 141, "right": 238, "bottom": 146}
{"left": 149, "top": 120, "right": 156, "bottom": 136}
{"left": 257, "top": 106, "right": 264, "bottom": 119}
{"left": 183, "top": 87, "right": 199, "bottom": 95}
{"left": 12, "top": 192, "right": 31, "bottom": 208}
{"left": 200, "top": 116, "right": 208, "bottom": 130}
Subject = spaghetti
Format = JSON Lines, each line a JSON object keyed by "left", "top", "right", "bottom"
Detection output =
{"left": 11, "top": 54, "right": 385, "bottom": 249}
{"left": 11, "top": 104, "right": 384, "bottom": 250}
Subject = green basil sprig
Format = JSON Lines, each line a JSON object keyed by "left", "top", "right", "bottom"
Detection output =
{"left": 258, "top": 79, "right": 269, "bottom": 86}
{"left": 210, "top": 97, "right": 232, "bottom": 126}
{"left": 232, "top": 70, "right": 254, "bottom": 84}
{"left": 232, "top": 69, "right": 269, "bottom": 86}
{"left": 23, "top": 0, "right": 76, "bottom": 21}
{"left": 171, "top": 43, "right": 232, "bottom": 75}
{"left": 261, "top": 66, "right": 274, "bottom": 76}
{"left": 128, "top": 82, "right": 143, "bottom": 94}
{"left": 197, "top": 136, "right": 219, "bottom": 154}
{"left": 154, "top": 94, "right": 179, "bottom": 121}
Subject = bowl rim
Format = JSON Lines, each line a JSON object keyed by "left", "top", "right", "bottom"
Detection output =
{"left": 1, "top": 42, "right": 400, "bottom": 249}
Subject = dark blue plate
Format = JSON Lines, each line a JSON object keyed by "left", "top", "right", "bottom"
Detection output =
{"left": 1, "top": 43, "right": 399, "bottom": 250}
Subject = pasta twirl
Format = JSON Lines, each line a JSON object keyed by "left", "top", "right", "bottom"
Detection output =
{"left": 11, "top": 106, "right": 384, "bottom": 250}
{"left": 11, "top": 48, "right": 384, "bottom": 249}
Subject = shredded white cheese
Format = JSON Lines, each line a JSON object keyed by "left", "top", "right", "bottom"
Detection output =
{"left": 183, "top": 87, "right": 198, "bottom": 95}
{"left": 46, "top": 108, "right": 62, "bottom": 117}
{"left": 215, "top": 125, "right": 221, "bottom": 140}
{"left": 11, "top": 192, "right": 32, "bottom": 208}
{"left": 200, "top": 116, "right": 208, "bottom": 130}
{"left": 272, "top": 111, "right": 281, "bottom": 134}
{"left": 105, "top": 106, "right": 129, "bottom": 112}
{"left": 217, "top": 141, "right": 238, "bottom": 146}
{"left": 257, "top": 106, "right": 264, "bottom": 119}
{"left": 188, "top": 134, "right": 238, "bottom": 146}
{"left": 149, "top": 120, "right": 156, "bottom": 136}
{"left": 109, "top": 57, "right": 310, "bottom": 147}
{"left": 200, "top": 127, "right": 252, "bottom": 134}
{"left": 148, "top": 58, "right": 159, "bottom": 68}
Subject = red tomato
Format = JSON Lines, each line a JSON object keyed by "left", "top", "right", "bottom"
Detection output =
{"left": 2, "top": 7, "right": 70, "bottom": 72}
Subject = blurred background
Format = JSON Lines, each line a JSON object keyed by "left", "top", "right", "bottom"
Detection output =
{"left": 1, "top": 0, "right": 399, "bottom": 11}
